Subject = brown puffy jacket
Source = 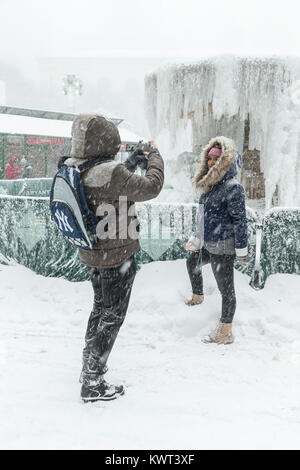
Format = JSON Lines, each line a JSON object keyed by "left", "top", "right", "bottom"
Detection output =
{"left": 65, "top": 114, "right": 164, "bottom": 268}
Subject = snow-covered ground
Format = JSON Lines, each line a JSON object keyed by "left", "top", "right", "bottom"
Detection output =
{"left": 0, "top": 259, "right": 300, "bottom": 450}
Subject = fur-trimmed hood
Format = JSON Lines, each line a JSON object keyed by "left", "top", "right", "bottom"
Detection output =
{"left": 194, "top": 136, "right": 241, "bottom": 193}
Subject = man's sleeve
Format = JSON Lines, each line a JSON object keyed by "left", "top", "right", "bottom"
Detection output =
{"left": 112, "top": 152, "right": 164, "bottom": 202}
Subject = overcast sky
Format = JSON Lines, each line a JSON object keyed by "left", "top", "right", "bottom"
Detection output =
{"left": 1, "top": 0, "right": 300, "bottom": 132}
{"left": 2, "top": 0, "right": 300, "bottom": 64}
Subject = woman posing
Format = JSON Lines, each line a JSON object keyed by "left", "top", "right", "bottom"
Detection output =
{"left": 185, "top": 136, "right": 249, "bottom": 344}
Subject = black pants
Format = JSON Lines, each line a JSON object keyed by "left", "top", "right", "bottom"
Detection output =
{"left": 186, "top": 248, "right": 236, "bottom": 323}
{"left": 82, "top": 255, "right": 136, "bottom": 385}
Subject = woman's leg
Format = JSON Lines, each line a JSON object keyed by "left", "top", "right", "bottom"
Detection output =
{"left": 84, "top": 256, "right": 136, "bottom": 386}
{"left": 210, "top": 254, "right": 236, "bottom": 323}
{"left": 186, "top": 248, "right": 211, "bottom": 298}
{"left": 186, "top": 251, "right": 203, "bottom": 295}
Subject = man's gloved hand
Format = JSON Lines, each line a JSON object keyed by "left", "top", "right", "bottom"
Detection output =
{"left": 147, "top": 147, "right": 160, "bottom": 156}
{"left": 131, "top": 147, "right": 144, "bottom": 158}
{"left": 137, "top": 154, "right": 149, "bottom": 171}
{"left": 125, "top": 140, "right": 159, "bottom": 172}
{"left": 125, "top": 150, "right": 149, "bottom": 172}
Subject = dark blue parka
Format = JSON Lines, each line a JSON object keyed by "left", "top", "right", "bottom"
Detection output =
{"left": 193, "top": 136, "right": 248, "bottom": 256}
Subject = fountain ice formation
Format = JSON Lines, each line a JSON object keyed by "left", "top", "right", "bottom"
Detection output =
{"left": 145, "top": 55, "right": 300, "bottom": 208}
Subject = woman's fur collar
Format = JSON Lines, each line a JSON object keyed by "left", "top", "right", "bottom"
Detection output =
{"left": 194, "top": 136, "right": 236, "bottom": 193}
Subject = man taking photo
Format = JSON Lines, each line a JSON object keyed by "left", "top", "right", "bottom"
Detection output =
{"left": 63, "top": 114, "right": 164, "bottom": 402}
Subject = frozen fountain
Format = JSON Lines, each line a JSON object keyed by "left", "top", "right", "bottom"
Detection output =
{"left": 145, "top": 54, "right": 300, "bottom": 209}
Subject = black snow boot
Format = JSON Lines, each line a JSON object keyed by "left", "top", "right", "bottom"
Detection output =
{"left": 79, "top": 352, "right": 90, "bottom": 383}
{"left": 79, "top": 363, "right": 108, "bottom": 383}
{"left": 81, "top": 380, "right": 125, "bottom": 402}
{"left": 79, "top": 353, "right": 108, "bottom": 384}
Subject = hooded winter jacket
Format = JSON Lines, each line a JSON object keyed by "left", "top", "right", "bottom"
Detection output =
{"left": 190, "top": 136, "right": 248, "bottom": 257}
{"left": 64, "top": 114, "right": 164, "bottom": 268}
{"left": 5, "top": 156, "right": 20, "bottom": 180}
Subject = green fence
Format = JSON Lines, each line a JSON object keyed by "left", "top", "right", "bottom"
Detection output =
{"left": 0, "top": 178, "right": 52, "bottom": 197}
{"left": 262, "top": 208, "right": 300, "bottom": 278}
{"left": 0, "top": 196, "right": 89, "bottom": 281}
{"left": 0, "top": 180, "right": 299, "bottom": 287}
{"left": 0, "top": 193, "right": 257, "bottom": 282}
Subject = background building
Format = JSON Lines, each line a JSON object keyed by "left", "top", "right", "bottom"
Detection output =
{"left": 0, "top": 106, "right": 143, "bottom": 178}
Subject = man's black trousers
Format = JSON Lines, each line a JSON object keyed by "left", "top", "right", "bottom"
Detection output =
{"left": 82, "top": 255, "right": 136, "bottom": 385}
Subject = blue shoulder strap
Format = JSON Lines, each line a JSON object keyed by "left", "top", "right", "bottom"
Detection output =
{"left": 77, "top": 156, "right": 114, "bottom": 173}
{"left": 58, "top": 155, "right": 114, "bottom": 173}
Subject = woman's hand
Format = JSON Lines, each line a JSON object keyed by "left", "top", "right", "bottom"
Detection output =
{"left": 184, "top": 241, "right": 197, "bottom": 251}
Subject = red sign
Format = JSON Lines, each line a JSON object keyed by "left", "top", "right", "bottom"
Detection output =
{"left": 120, "top": 143, "right": 127, "bottom": 151}
{"left": 27, "top": 137, "right": 64, "bottom": 146}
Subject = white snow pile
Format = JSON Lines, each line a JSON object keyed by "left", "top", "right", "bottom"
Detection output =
{"left": 0, "top": 260, "right": 300, "bottom": 450}
{"left": 145, "top": 55, "right": 300, "bottom": 207}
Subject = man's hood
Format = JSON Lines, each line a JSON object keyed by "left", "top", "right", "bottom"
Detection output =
{"left": 70, "top": 113, "right": 121, "bottom": 160}
{"left": 194, "top": 136, "right": 242, "bottom": 192}
{"left": 8, "top": 156, "right": 18, "bottom": 166}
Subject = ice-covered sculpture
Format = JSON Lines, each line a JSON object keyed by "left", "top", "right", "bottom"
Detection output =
{"left": 145, "top": 55, "right": 300, "bottom": 208}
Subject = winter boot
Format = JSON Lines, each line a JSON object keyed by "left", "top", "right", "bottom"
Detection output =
{"left": 203, "top": 322, "right": 234, "bottom": 345}
{"left": 79, "top": 351, "right": 90, "bottom": 383}
{"left": 79, "top": 359, "right": 108, "bottom": 384}
{"left": 185, "top": 294, "right": 204, "bottom": 306}
{"left": 81, "top": 379, "right": 125, "bottom": 402}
